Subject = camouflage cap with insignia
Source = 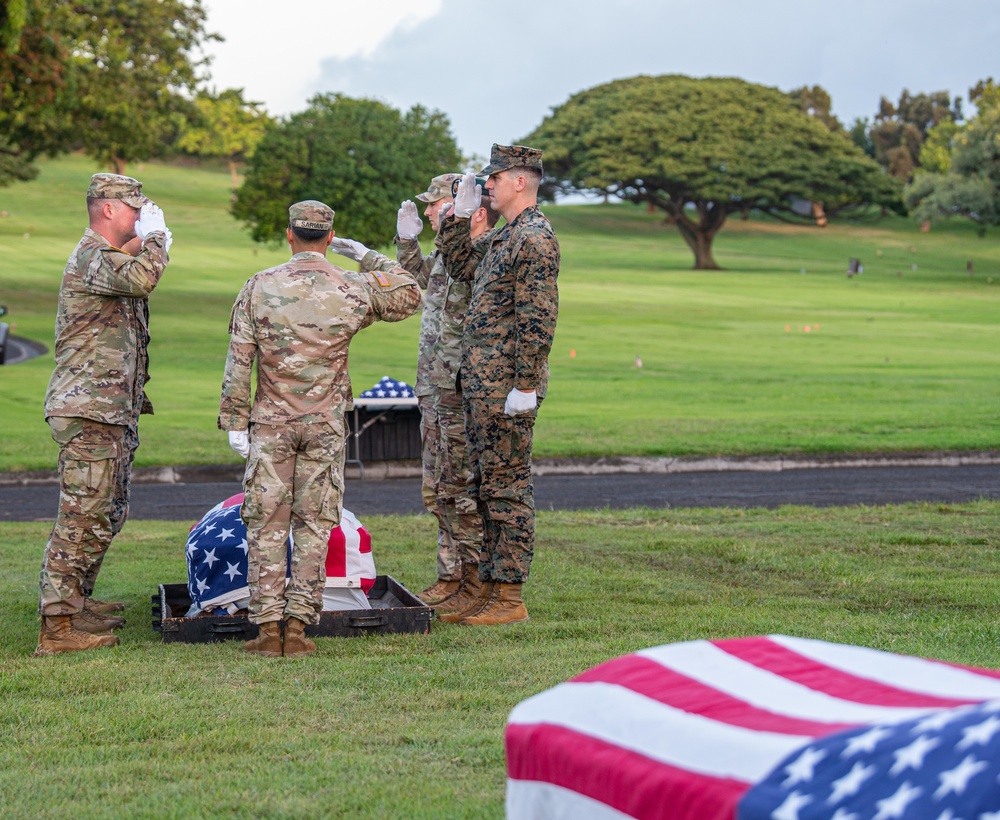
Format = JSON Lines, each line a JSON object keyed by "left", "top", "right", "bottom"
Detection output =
{"left": 415, "top": 173, "right": 463, "bottom": 203}
{"left": 288, "top": 200, "right": 335, "bottom": 231}
{"left": 87, "top": 173, "right": 147, "bottom": 208}
{"left": 480, "top": 143, "right": 544, "bottom": 176}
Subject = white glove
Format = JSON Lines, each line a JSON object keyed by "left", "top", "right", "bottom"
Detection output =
{"left": 228, "top": 430, "right": 250, "bottom": 459}
{"left": 328, "top": 237, "right": 371, "bottom": 262}
{"left": 136, "top": 202, "right": 167, "bottom": 240}
{"left": 453, "top": 171, "right": 482, "bottom": 218}
{"left": 162, "top": 228, "right": 173, "bottom": 254}
{"left": 504, "top": 388, "right": 537, "bottom": 416}
{"left": 396, "top": 200, "right": 423, "bottom": 239}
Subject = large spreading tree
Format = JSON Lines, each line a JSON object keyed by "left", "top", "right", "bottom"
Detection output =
{"left": 68, "top": 0, "right": 217, "bottom": 174}
{"left": 524, "top": 74, "right": 902, "bottom": 269}
{"left": 233, "top": 94, "right": 461, "bottom": 248}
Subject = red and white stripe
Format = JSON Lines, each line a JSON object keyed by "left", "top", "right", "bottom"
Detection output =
{"left": 505, "top": 635, "right": 1000, "bottom": 820}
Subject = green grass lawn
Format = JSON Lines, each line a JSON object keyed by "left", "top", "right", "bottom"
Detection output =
{"left": 3, "top": 501, "right": 1000, "bottom": 818}
{"left": 2, "top": 154, "right": 999, "bottom": 472}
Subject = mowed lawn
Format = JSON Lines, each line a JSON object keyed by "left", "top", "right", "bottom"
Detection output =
{"left": 1, "top": 154, "right": 999, "bottom": 471}
{"left": 3, "top": 502, "right": 1000, "bottom": 818}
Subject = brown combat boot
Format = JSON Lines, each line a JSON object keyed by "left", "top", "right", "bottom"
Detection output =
{"left": 459, "top": 582, "right": 529, "bottom": 626}
{"left": 282, "top": 618, "right": 317, "bottom": 657}
{"left": 71, "top": 608, "right": 125, "bottom": 634}
{"left": 439, "top": 578, "right": 494, "bottom": 624}
{"left": 244, "top": 621, "right": 282, "bottom": 657}
{"left": 34, "top": 615, "right": 119, "bottom": 656}
{"left": 417, "top": 578, "right": 462, "bottom": 605}
{"left": 434, "top": 563, "right": 483, "bottom": 612}
{"left": 85, "top": 597, "right": 125, "bottom": 614}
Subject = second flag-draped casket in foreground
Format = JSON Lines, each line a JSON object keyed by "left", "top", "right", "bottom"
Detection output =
{"left": 506, "top": 634, "right": 1000, "bottom": 819}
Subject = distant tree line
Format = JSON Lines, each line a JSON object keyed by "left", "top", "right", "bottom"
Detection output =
{"left": 1, "top": 2, "right": 996, "bottom": 266}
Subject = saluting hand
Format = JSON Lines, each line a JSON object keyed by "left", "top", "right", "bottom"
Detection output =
{"left": 453, "top": 172, "right": 482, "bottom": 218}
{"left": 328, "top": 237, "right": 371, "bottom": 262}
{"left": 397, "top": 201, "right": 423, "bottom": 240}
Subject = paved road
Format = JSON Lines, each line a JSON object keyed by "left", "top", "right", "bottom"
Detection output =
{"left": 1, "top": 334, "right": 47, "bottom": 365}
{"left": 2, "top": 463, "right": 998, "bottom": 523}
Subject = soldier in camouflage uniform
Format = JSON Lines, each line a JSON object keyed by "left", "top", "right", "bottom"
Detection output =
{"left": 36, "top": 173, "right": 172, "bottom": 655}
{"left": 390, "top": 175, "right": 464, "bottom": 604}
{"left": 219, "top": 201, "right": 422, "bottom": 657}
{"left": 427, "top": 189, "right": 502, "bottom": 619}
{"left": 436, "top": 145, "right": 560, "bottom": 626}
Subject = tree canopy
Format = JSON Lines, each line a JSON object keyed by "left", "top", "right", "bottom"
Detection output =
{"left": 0, "top": 2, "right": 76, "bottom": 185}
{"left": 525, "top": 74, "right": 901, "bottom": 269}
{"left": 177, "top": 88, "right": 273, "bottom": 188}
{"left": 232, "top": 94, "right": 461, "bottom": 248}
{"left": 869, "top": 90, "right": 961, "bottom": 181}
{"left": 0, "top": 0, "right": 216, "bottom": 184}
{"left": 68, "top": 0, "right": 217, "bottom": 174}
{"left": 906, "top": 79, "right": 1000, "bottom": 233}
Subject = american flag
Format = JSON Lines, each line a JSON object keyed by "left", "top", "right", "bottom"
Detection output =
{"left": 505, "top": 635, "right": 1000, "bottom": 820}
{"left": 185, "top": 493, "right": 374, "bottom": 616}
{"left": 358, "top": 375, "right": 415, "bottom": 399}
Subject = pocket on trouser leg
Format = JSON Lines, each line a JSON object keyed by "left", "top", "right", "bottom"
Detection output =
{"left": 240, "top": 452, "right": 262, "bottom": 526}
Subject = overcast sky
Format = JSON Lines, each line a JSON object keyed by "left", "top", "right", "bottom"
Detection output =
{"left": 202, "top": 0, "right": 999, "bottom": 161}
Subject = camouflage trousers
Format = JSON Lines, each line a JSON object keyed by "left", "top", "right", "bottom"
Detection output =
{"left": 463, "top": 396, "right": 537, "bottom": 584}
{"left": 39, "top": 417, "right": 137, "bottom": 616}
{"left": 434, "top": 386, "right": 482, "bottom": 577}
{"left": 241, "top": 419, "right": 346, "bottom": 626}
{"left": 418, "top": 392, "right": 453, "bottom": 575}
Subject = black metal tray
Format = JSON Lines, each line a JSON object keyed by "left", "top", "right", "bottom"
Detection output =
{"left": 151, "top": 575, "right": 432, "bottom": 643}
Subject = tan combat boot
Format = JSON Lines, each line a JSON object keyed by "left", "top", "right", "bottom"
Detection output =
{"left": 34, "top": 615, "right": 119, "bottom": 656}
{"left": 244, "top": 621, "right": 282, "bottom": 657}
{"left": 438, "top": 578, "right": 494, "bottom": 624}
{"left": 459, "top": 582, "right": 529, "bottom": 626}
{"left": 84, "top": 597, "right": 125, "bottom": 614}
{"left": 417, "top": 578, "right": 462, "bottom": 605}
{"left": 434, "top": 563, "right": 482, "bottom": 612}
{"left": 282, "top": 618, "right": 317, "bottom": 657}
{"left": 71, "top": 608, "right": 125, "bottom": 634}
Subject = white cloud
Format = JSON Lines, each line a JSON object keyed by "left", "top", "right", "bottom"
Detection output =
{"left": 200, "top": 0, "right": 442, "bottom": 113}
{"left": 201, "top": 0, "right": 1000, "bottom": 156}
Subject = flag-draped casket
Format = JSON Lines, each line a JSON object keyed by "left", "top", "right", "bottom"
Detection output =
{"left": 184, "top": 493, "right": 375, "bottom": 616}
{"left": 505, "top": 634, "right": 1000, "bottom": 819}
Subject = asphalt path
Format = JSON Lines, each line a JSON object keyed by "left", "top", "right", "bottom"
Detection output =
{"left": 1, "top": 334, "right": 47, "bottom": 365}
{"left": 2, "top": 463, "right": 998, "bottom": 524}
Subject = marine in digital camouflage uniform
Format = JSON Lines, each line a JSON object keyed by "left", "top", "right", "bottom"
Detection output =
{"left": 427, "top": 191, "right": 501, "bottom": 618}
{"left": 36, "top": 173, "right": 171, "bottom": 655}
{"left": 219, "top": 200, "right": 422, "bottom": 657}
{"left": 436, "top": 145, "right": 560, "bottom": 626}
{"left": 391, "top": 173, "right": 464, "bottom": 602}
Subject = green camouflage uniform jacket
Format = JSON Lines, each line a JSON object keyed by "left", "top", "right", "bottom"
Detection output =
{"left": 44, "top": 227, "right": 169, "bottom": 424}
{"left": 438, "top": 206, "right": 560, "bottom": 400}
{"left": 218, "top": 250, "right": 422, "bottom": 430}
{"left": 393, "top": 237, "right": 446, "bottom": 398}
{"left": 429, "top": 228, "right": 498, "bottom": 392}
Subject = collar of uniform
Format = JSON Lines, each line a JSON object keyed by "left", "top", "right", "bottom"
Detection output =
{"left": 290, "top": 251, "right": 328, "bottom": 261}
{"left": 509, "top": 204, "right": 541, "bottom": 229}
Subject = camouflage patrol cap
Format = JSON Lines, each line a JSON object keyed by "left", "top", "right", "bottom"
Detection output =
{"left": 415, "top": 173, "right": 462, "bottom": 203}
{"left": 480, "top": 143, "right": 544, "bottom": 176}
{"left": 87, "top": 173, "right": 147, "bottom": 207}
{"left": 288, "top": 200, "right": 335, "bottom": 231}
